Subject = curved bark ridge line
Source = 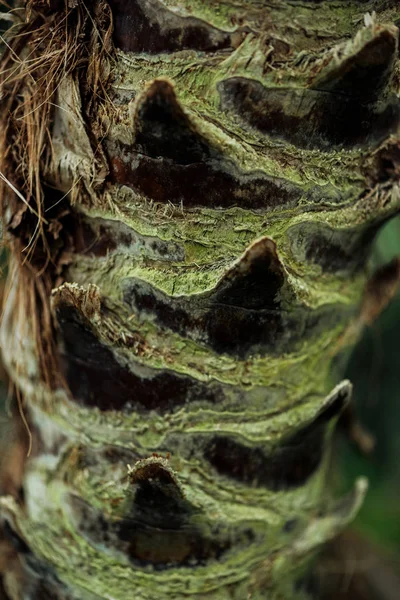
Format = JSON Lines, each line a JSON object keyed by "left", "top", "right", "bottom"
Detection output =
{"left": 0, "top": 383, "right": 359, "bottom": 597}
{"left": 107, "top": 79, "right": 343, "bottom": 210}
{"left": 66, "top": 191, "right": 397, "bottom": 313}
{"left": 286, "top": 220, "right": 383, "bottom": 274}
{"left": 69, "top": 173, "right": 400, "bottom": 293}
{"left": 55, "top": 301, "right": 223, "bottom": 413}
{"left": 50, "top": 283, "right": 348, "bottom": 423}
{"left": 67, "top": 493, "right": 253, "bottom": 569}
{"left": 57, "top": 382, "right": 350, "bottom": 516}
{"left": 219, "top": 26, "right": 399, "bottom": 150}
{"left": 108, "top": 22, "right": 400, "bottom": 165}
{"left": 0, "top": 477, "right": 368, "bottom": 599}
{"left": 73, "top": 212, "right": 185, "bottom": 262}
{"left": 110, "top": 0, "right": 397, "bottom": 56}
{"left": 219, "top": 77, "right": 400, "bottom": 151}
{"left": 50, "top": 280, "right": 347, "bottom": 389}
{"left": 120, "top": 236, "right": 352, "bottom": 358}
{"left": 110, "top": 0, "right": 238, "bottom": 54}
{"left": 309, "top": 26, "right": 397, "bottom": 100}
{"left": 204, "top": 381, "right": 351, "bottom": 491}
{"left": 67, "top": 456, "right": 246, "bottom": 570}
{"left": 2, "top": 388, "right": 352, "bottom": 577}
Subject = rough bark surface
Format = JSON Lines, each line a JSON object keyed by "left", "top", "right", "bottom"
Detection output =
{"left": 0, "top": 1, "right": 400, "bottom": 599}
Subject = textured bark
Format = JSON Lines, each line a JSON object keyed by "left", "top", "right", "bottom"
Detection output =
{"left": 0, "top": 1, "right": 400, "bottom": 599}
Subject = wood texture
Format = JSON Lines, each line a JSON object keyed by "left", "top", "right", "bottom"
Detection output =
{"left": 0, "top": 1, "right": 399, "bottom": 598}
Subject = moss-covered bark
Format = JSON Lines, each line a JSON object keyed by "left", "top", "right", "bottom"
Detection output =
{"left": 0, "top": 1, "right": 400, "bottom": 598}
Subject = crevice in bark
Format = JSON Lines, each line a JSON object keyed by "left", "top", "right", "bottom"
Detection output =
{"left": 110, "top": 0, "right": 236, "bottom": 54}
{"left": 219, "top": 78, "right": 400, "bottom": 150}
{"left": 55, "top": 304, "right": 221, "bottom": 413}
{"left": 134, "top": 79, "right": 215, "bottom": 164}
{"left": 121, "top": 235, "right": 291, "bottom": 356}
{"left": 73, "top": 213, "right": 185, "bottom": 261}
{"left": 109, "top": 153, "right": 311, "bottom": 209}
{"left": 107, "top": 79, "right": 343, "bottom": 209}
{"left": 287, "top": 221, "right": 383, "bottom": 273}
{"left": 204, "top": 381, "right": 350, "bottom": 490}
{"left": 68, "top": 493, "right": 255, "bottom": 569}
{"left": 122, "top": 275, "right": 346, "bottom": 358}
{"left": 310, "top": 26, "right": 397, "bottom": 100}
{"left": 218, "top": 24, "right": 399, "bottom": 151}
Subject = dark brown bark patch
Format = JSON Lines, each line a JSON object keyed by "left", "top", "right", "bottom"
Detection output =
{"left": 204, "top": 433, "right": 325, "bottom": 490}
{"left": 122, "top": 238, "right": 349, "bottom": 357}
{"left": 134, "top": 79, "right": 214, "bottom": 164}
{"left": 68, "top": 494, "right": 255, "bottom": 569}
{"left": 311, "top": 27, "right": 397, "bottom": 100}
{"left": 109, "top": 0, "right": 234, "bottom": 54}
{"left": 73, "top": 213, "right": 185, "bottom": 262}
{"left": 287, "top": 221, "right": 381, "bottom": 273}
{"left": 55, "top": 305, "right": 221, "bottom": 412}
{"left": 204, "top": 381, "right": 350, "bottom": 490}
{"left": 122, "top": 276, "right": 344, "bottom": 356}
{"left": 219, "top": 77, "right": 400, "bottom": 150}
{"left": 122, "top": 237, "right": 287, "bottom": 356}
{"left": 109, "top": 153, "right": 306, "bottom": 209}
{"left": 107, "top": 79, "right": 343, "bottom": 209}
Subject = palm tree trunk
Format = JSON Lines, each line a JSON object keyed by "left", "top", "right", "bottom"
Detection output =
{"left": 0, "top": 1, "right": 400, "bottom": 598}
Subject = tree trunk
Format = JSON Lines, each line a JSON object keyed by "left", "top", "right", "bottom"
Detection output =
{"left": 0, "top": 1, "right": 400, "bottom": 598}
